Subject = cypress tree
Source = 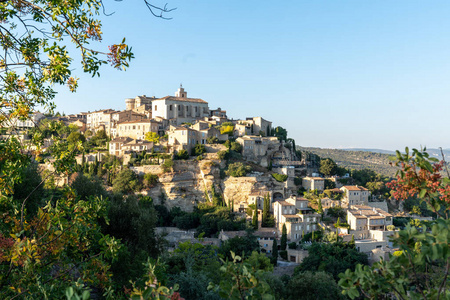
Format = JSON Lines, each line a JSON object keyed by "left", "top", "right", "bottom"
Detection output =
{"left": 317, "top": 198, "right": 323, "bottom": 218}
{"left": 262, "top": 193, "right": 270, "bottom": 227}
{"left": 272, "top": 239, "right": 278, "bottom": 266}
{"left": 312, "top": 230, "right": 315, "bottom": 242}
{"left": 252, "top": 209, "right": 258, "bottom": 230}
{"left": 281, "top": 224, "right": 287, "bottom": 251}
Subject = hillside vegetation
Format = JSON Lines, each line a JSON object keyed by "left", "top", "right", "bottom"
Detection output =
{"left": 299, "top": 147, "right": 399, "bottom": 178}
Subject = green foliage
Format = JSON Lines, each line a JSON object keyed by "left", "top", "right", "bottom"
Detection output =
{"left": 196, "top": 206, "right": 246, "bottom": 238}
{"left": 230, "top": 141, "right": 242, "bottom": 153}
{"left": 144, "top": 132, "right": 160, "bottom": 143}
{"left": 206, "top": 136, "right": 219, "bottom": 144}
{"left": 294, "top": 176, "right": 302, "bottom": 186}
{"left": 219, "top": 234, "right": 261, "bottom": 261}
{"left": 208, "top": 252, "right": 275, "bottom": 300}
{"left": 324, "top": 178, "right": 336, "bottom": 189}
{"left": 143, "top": 173, "right": 158, "bottom": 188}
{"left": 296, "top": 242, "right": 368, "bottom": 281}
{"left": 272, "top": 126, "right": 287, "bottom": 141}
{"left": 281, "top": 224, "right": 287, "bottom": 251}
{"left": 112, "top": 168, "right": 141, "bottom": 194}
{"left": 287, "top": 271, "right": 345, "bottom": 300}
{"left": 175, "top": 149, "right": 189, "bottom": 160}
{"left": 70, "top": 172, "right": 107, "bottom": 200}
{"left": 220, "top": 124, "right": 235, "bottom": 135}
{"left": 162, "top": 158, "right": 174, "bottom": 173}
{"left": 192, "top": 143, "right": 207, "bottom": 156}
{"left": 340, "top": 219, "right": 450, "bottom": 299}
{"left": 327, "top": 206, "right": 346, "bottom": 219}
{"left": 217, "top": 149, "right": 230, "bottom": 160}
{"left": 319, "top": 158, "right": 338, "bottom": 176}
{"left": 288, "top": 242, "right": 297, "bottom": 249}
{"left": 271, "top": 239, "right": 278, "bottom": 266}
{"left": 226, "top": 162, "right": 252, "bottom": 177}
{"left": 89, "top": 130, "right": 108, "bottom": 147}
{"left": 261, "top": 193, "right": 274, "bottom": 228}
{"left": 67, "top": 131, "right": 86, "bottom": 145}
{"left": 252, "top": 208, "right": 259, "bottom": 230}
{"left": 271, "top": 173, "right": 288, "bottom": 182}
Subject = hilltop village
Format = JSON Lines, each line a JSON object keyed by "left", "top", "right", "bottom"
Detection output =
{"left": 3, "top": 85, "right": 410, "bottom": 265}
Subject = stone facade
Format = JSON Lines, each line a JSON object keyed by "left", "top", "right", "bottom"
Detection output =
{"left": 302, "top": 176, "right": 325, "bottom": 191}
{"left": 236, "top": 135, "right": 280, "bottom": 167}
{"left": 341, "top": 185, "right": 370, "bottom": 206}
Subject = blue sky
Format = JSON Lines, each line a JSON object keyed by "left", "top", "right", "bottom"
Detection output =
{"left": 54, "top": 1, "right": 450, "bottom": 151}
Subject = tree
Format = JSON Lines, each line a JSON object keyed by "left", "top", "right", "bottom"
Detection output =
{"left": 67, "top": 131, "right": 86, "bottom": 145}
{"left": 287, "top": 271, "right": 345, "bottom": 300}
{"left": 339, "top": 148, "right": 450, "bottom": 299}
{"left": 0, "top": 1, "right": 174, "bottom": 297}
{"left": 162, "top": 158, "right": 174, "bottom": 173}
{"left": 208, "top": 252, "right": 275, "bottom": 300}
{"left": 144, "top": 132, "right": 160, "bottom": 143}
{"left": 271, "top": 239, "right": 278, "bottom": 266}
{"left": 317, "top": 198, "right": 323, "bottom": 218}
{"left": 252, "top": 208, "right": 258, "bottom": 230}
{"left": 319, "top": 158, "right": 338, "bottom": 177}
{"left": 175, "top": 149, "right": 189, "bottom": 160}
{"left": 112, "top": 168, "right": 141, "bottom": 194}
{"left": 281, "top": 224, "right": 287, "bottom": 251}
{"left": 272, "top": 126, "right": 287, "bottom": 141}
{"left": 192, "top": 143, "right": 206, "bottom": 156}
{"left": 143, "top": 173, "right": 158, "bottom": 188}
{"left": 296, "top": 243, "right": 368, "bottom": 281}
{"left": 226, "top": 162, "right": 252, "bottom": 177}
{"left": 262, "top": 193, "right": 271, "bottom": 227}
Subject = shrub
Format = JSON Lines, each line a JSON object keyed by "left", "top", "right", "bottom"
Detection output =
{"left": 162, "top": 158, "right": 174, "bottom": 173}
{"left": 226, "top": 162, "right": 252, "bottom": 177}
{"left": 175, "top": 149, "right": 189, "bottom": 160}
{"left": 217, "top": 149, "right": 230, "bottom": 160}
{"left": 230, "top": 141, "right": 242, "bottom": 153}
{"left": 280, "top": 250, "right": 288, "bottom": 260}
{"left": 192, "top": 144, "right": 206, "bottom": 156}
{"left": 271, "top": 173, "right": 288, "bottom": 182}
{"left": 294, "top": 177, "right": 302, "bottom": 186}
{"left": 387, "top": 225, "right": 395, "bottom": 231}
{"left": 206, "top": 136, "right": 219, "bottom": 144}
{"left": 288, "top": 242, "right": 297, "bottom": 249}
{"left": 143, "top": 173, "right": 158, "bottom": 188}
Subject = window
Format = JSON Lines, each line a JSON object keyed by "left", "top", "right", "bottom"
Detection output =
{"left": 155, "top": 105, "right": 157, "bottom": 111}
{"left": 170, "top": 105, "right": 172, "bottom": 111}
{"left": 178, "top": 105, "right": 181, "bottom": 111}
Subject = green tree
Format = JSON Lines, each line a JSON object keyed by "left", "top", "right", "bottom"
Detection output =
{"left": 144, "top": 132, "right": 160, "bottom": 143}
{"left": 67, "top": 131, "right": 86, "bottom": 145}
{"left": 162, "top": 158, "right": 174, "bottom": 173}
{"left": 319, "top": 158, "right": 338, "bottom": 177}
{"left": 252, "top": 208, "right": 258, "bottom": 230}
{"left": 69, "top": 172, "right": 107, "bottom": 200}
{"left": 226, "top": 162, "right": 252, "bottom": 177}
{"left": 296, "top": 242, "right": 368, "bottom": 281}
{"left": 272, "top": 126, "right": 287, "bottom": 141}
{"left": 175, "top": 149, "right": 189, "bottom": 160}
{"left": 219, "top": 234, "right": 260, "bottom": 261}
{"left": 192, "top": 143, "right": 206, "bottom": 156}
{"left": 281, "top": 224, "right": 287, "bottom": 251}
{"left": 112, "top": 168, "right": 141, "bottom": 194}
{"left": 271, "top": 239, "right": 278, "bottom": 266}
{"left": 287, "top": 271, "right": 345, "bottom": 300}
{"left": 262, "top": 193, "right": 270, "bottom": 227}
{"left": 208, "top": 252, "right": 275, "bottom": 300}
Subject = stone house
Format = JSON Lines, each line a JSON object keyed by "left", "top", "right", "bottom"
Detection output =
{"left": 121, "top": 139, "right": 153, "bottom": 153}
{"left": 236, "top": 135, "right": 280, "bottom": 167}
{"left": 210, "top": 107, "right": 227, "bottom": 118}
{"left": 236, "top": 117, "right": 272, "bottom": 136}
{"left": 273, "top": 197, "right": 320, "bottom": 242}
{"left": 302, "top": 176, "right": 325, "bottom": 191}
{"left": 109, "top": 110, "right": 147, "bottom": 137}
{"left": 340, "top": 186, "right": 370, "bottom": 206}
{"left": 86, "top": 109, "right": 117, "bottom": 132}
{"left": 116, "top": 119, "right": 160, "bottom": 140}
{"left": 347, "top": 205, "right": 393, "bottom": 232}
{"left": 167, "top": 126, "right": 199, "bottom": 152}
{"left": 151, "top": 86, "right": 210, "bottom": 125}
{"left": 4, "top": 111, "right": 45, "bottom": 129}
{"left": 109, "top": 137, "right": 133, "bottom": 156}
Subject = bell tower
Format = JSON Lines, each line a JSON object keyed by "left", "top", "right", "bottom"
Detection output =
{"left": 175, "top": 84, "right": 187, "bottom": 98}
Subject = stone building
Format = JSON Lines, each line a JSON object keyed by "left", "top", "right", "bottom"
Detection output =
{"left": 109, "top": 137, "right": 133, "bottom": 156}
{"left": 116, "top": 119, "right": 160, "bottom": 140}
{"left": 86, "top": 109, "right": 117, "bottom": 132}
{"left": 273, "top": 196, "right": 320, "bottom": 242}
{"left": 340, "top": 185, "right": 370, "bottom": 206}
{"left": 302, "top": 177, "right": 325, "bottom": 191}
{"left": 236, "top": 135, "right": 280, "bottom": 167}
{"left": 151, "top": 86, "right": 209, "bottom": 125}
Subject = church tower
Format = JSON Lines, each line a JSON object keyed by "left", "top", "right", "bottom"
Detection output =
{"left": 175, "top": 84, "right": 187, "bottom": 98}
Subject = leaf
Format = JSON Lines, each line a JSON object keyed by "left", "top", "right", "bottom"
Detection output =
{"left": 419, "top": 189, "right": 427, "bottom": 198}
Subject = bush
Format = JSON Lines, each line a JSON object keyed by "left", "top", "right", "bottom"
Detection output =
{"left": 294, "top": 177, "right": 302, "bottom": 186}
{"left": 143, "top": 173, "right": 158, "bottom": 188}
{"left": 162, "top": 158, "right": 174, "bottom": 173}
{"left": 288, "top": 242, "right": 297, "bottom": 249}
{"left": 112, "top": 169, "right": 141, "bottom": 194}
{"left": 387, "top": 225, "right": 395, "bottom": 231}
{"left": 280, "top": 250, "right": 288, "bottom": 260}
{"left": 206, "top": 136, "right": 219, "bottom": 144}
{"left": 175, "top": 149, "right": 189, "bottom": 160}
{"left": 271, "top": 173, "right": 288, "bottom": 182}
{"left": 192, "top": 144, "right": 206, "bottom": 156}
{"left": 226, "top": 162, "right": 252, "bottom": 177}
{"left": 230, "top": 142, "right": 242, "bottom": 153}
{"left": 217, "top": 150, "right": 230, "bottom": 160}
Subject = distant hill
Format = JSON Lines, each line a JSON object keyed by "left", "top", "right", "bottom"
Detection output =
{"left": 342, "top": 147, "right": 450, "bottom": 159}
{"left": 299, "top": 147, "right": 399, "bottom": 178}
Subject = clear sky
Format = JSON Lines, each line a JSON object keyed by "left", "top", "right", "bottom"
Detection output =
{"left": 54, "top": 1, "right": 450, "bottom": 151}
